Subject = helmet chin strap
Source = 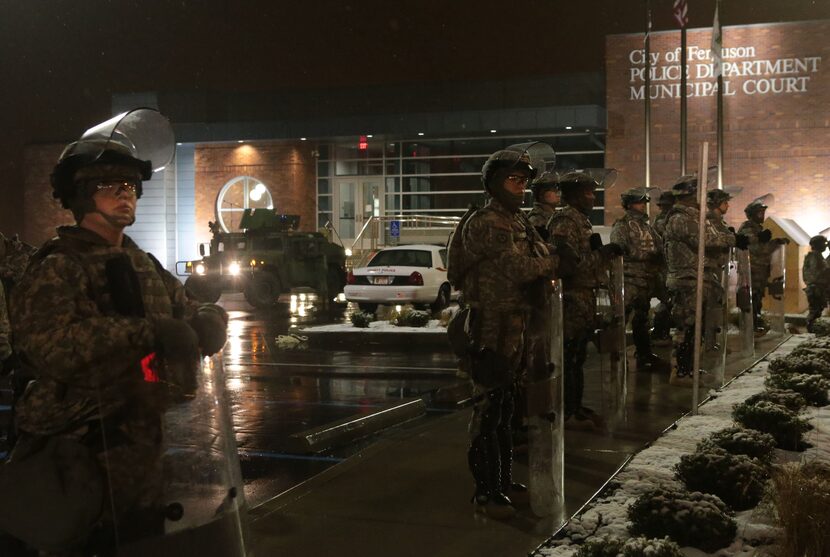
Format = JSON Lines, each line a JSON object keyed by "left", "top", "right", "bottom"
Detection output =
{"left": 92, "top": 208, "right": 135, "bottom": 228}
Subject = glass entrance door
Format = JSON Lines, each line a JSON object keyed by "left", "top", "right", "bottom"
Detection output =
{"left": 334, "top": 177, "right": 384, "bottom": 251}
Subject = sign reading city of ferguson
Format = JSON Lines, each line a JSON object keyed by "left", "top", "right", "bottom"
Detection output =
{"left": 628, "top": 45, "right": 822, "bottom": 100}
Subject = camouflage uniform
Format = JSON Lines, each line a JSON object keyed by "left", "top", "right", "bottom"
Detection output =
{"left": 460, "top": 198, "right": 556, "bottom": 503}
{"left": 10, "top": 225, "right": 202, "bottom": 540}
{"left": 610, "top": 209, "right": 662, "bottom": 363}
{"left": 0, "top": 283, "right": 11, "bottom": 362}
{"left": 736, "top": 219, "right": 774, "bottom": 324}
{"left": 664, "top": 205, "right": 734, "bottom": 376}
{"left": 548, "top": 205, "right": 607, "bottom": 417}
{"left": 703, "top": 210, "right": 736, "bottom": 347}
{"left": 527, "top": 202, "right": 556, "bottom": 236}
{"left": 803, "top": 250, "right": 829, "bottom": 330}
{"left": 651, "top": 210, "right": 673, "bottom": 340}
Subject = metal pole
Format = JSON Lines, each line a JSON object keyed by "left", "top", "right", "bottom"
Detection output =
{"left": 692, "top": 142, "right": 709, "bottom": 412}
{"left": 680, "top": 28, "right": 688, "bottom": 175}
{"left": 644, "top": 0, "right": 652, "bottom": 191}
{"left": 715, "top": 0, "right": 724, "bottom": 189}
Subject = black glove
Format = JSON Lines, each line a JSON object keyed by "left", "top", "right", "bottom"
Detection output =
{"left": 735, "top": 233, "right": 750, "bottom": 250}
{"left": 758, "top": 229, "right": 772, "bottom": 243}
{"left": 553, "top": 243, "right": 581, "bottom": 278}
{"left": 189, "top": 305, "right": 229, "bottom": 356}
{"left": 647, "top": 251, "right": 664, "bottom": 264}
{"left": 774, "top": 237, "right": 791, "bottom": 245}
{"left": 589, "top": 233, "right": 603, "bottom": 251}
{"left": 728, "top": 226, "right": 736, "bottom": 233}
{"left": 154, "top": 318, "right": 200, "bottom": 363}
{"left": 599, "top": 243, "right": 624, "bottom": 259}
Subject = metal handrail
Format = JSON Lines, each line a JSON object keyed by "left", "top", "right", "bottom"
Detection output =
{"left": 350, "top": 214, "right": 461, "bottom": 252}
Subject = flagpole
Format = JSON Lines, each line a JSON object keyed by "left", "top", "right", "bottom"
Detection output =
{"left": 644, "top": 0, "right": 652, "bottom": 195}
{"left": 715, "top": 0, "right": 724, "bottom": 189}
{"left": 680, "top": 27, "right": 688, "bottom": 175}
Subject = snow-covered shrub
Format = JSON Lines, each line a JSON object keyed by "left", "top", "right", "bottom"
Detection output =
{"left": 675, "top": 446, "right": 769, "bottom": 510}
{"left": 765, "top": 372, "right": 830, "bottom": 406}
{"left": 769, "top": 462, "right": 830, "bottom": 557}
{"left": 769, "top": 355, "right": 830, "bottom": 378}
{"left": 627, "top": 486, "right": 736, "bottom": 552}
{"left": 390, "top": 307, "right": 430, "bottom": 327}
{"left": 744, "top": 389, "right": 808, "bottom": 413}
{"left": 699, "top": 425, "right": 777, "bottom": 464}
{"left": 799, "top": 336, "right": 830, "bottom": 351}
{"left": 789, "top": 346, "right": 830, "bottom": 364}
{"left": 810, "top": 317, "right": 830, "bottom": 337}
{"left": 350, "top": 311, "right": 373, "bottom": 328}
{"left": 732, "top": 400, "right": 810, "bottom": 451}
{"left": 576, "top": 536, "right": 683, "bottom": 557}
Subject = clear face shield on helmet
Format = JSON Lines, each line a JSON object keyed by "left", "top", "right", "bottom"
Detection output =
{"left": 78, "top": 108, "right": 176, "bottom": 173}
{"left": 745, "top": 193, "right": 774, "bottom": 221}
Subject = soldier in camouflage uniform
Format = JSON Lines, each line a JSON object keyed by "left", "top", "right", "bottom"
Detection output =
{"left": 803, "top": 235, "right": 830, "bottom": 332}
{"left": 456, "top": 145, "right": 564, "bottom": 520}
{"left": 527, "top": 172, "right": 560, "bottom": 240}
{"left": 664, "top": 177, "right": 735, "bottom": 386}
{"left": 651, "top": 191, "right": 675, "bottom": 343}
{"left": 548, "top": 172, "right": 623, "bottom": 428}
{"left": 702, "top": 190, "right": 746, "bottom": 349}
{"left": 737, "top": 199, "right": 790, "bottom": 332}
{"left": 610, "top": 188, "right": 667, "bottom": 372}
{"left": 7, "top": 118, "right": 228, "bottom": 553}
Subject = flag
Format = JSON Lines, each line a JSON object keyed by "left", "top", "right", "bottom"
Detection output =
{"left": 673, "top": 0, "right": 688, "bottom": 28}
{"left": 711, "top": 2, "right": 723, "bottom": 78}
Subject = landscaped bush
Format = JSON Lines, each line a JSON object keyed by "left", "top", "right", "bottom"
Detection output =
{"left": 810, "top": 317, "right": 830, "bottom": 337}
{"left": 576, "top": 536, "right": 683, "bottom": 557}
{"left": 628, "top": 486, "right": 736, "bottom": 552}
{"left": 790, "top": 346, "right": 830, "bottom": 364}
{"left": 699, "top": 426, "right": 777, "bottom": 464}
{"left": 390, "top": 307, "right": 431, "bottom": 327}
{"left": 765, "top": 372, "right": 830, "bottom": 407}
{"left": 350, "top": 311, "right": 373, "bottom": 328}
{"left": 769, "top": 353, "right": 830, "bottom": 377}
{"left": 732, "top": 400, "right": 811, "bottom": 451}
{"left": 675, "top": 446, "right": 769, "bottom": 510}
{"left": 769, "top": 462, "right": 830, "bottom": 557}
{"left": 799, "top": 337, "right": 830, "bottom": 351}
{"left": 744, "top": 389, "right": 808, "bottom": 413}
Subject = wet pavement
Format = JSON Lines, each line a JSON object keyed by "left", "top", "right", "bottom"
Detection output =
{"left": 218, "top": 294, "right": 462, "bottom": 508}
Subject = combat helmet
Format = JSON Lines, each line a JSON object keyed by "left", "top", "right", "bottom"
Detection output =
{"left": 809, "top": 235, "right": 828, "bottom": 250}
{"left": 530, "top": 171, "right": 560, "bottom": 201}
{"left": 51, "top": 108, "right": 175, "bottom": 219}
{"left": 481, "top": 142, "right": 554, "bottom": 211}
{"left": 620, "top": 187, "right": 651, "bottom": 209}
{"left": 671, "top": 174, "right": 698, "bottom": 197}
{"left": 656, "top": 190, "right": 675, "bottom": 209}
{"left": 744, "top": 195, "right": 771, "bottom": 218}
{"left": 707, "top": 189, "right": 732, "bottom": 207}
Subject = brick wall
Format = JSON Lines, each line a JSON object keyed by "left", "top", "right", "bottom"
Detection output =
{"left": 193, "top": 141, "right": 317, "bottom": 247}
{"left": 605, "top": 20, "right": 830, "bottom": 233}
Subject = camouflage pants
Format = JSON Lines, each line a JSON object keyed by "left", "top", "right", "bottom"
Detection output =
{"left": 669, "top": 280, "right": 723, "bottom": 375}
{"left": 468, "top": 385, "right": 516, "bottom": 495}
{"left": 624, "top": 281, "right": 653, "bottom": 357}
{"left": 806, "top": 285, "right": 827, "bottom": 331}
{"left": 562, "top": 288, "right": 595, "bottom": 416}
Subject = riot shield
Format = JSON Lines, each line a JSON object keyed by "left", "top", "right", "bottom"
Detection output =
{"left": 712, "top": 260, "right": 731, "bottom": 385}
{"left": 735, "top": 248, "right": 755, "bottom": 358}
{"left": 766, "top": 244, "right": 787, "bottom": 336}
{"left": 594, "top": 257, "right": 627, "bottom": 428}
{"left": 112, "top": 355, "right": 251, "bottom": 556}
{"left": 527, "top": 279, "right": 565, "bottom": 521}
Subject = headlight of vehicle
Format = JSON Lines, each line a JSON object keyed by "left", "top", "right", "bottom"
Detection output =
{"left": 228, "top": 261, "right": 241, "bottom": 276}
{"left": 195, "top": 263, "right": 206, "bottom": 276}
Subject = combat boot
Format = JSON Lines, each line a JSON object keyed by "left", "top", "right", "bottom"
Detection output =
{"left": 472, "top": 491, "right": 516, "bottom": 520}
{"left": 635, "top": 352, "right": 669, "bottom": 373}
{"left": 564, "top": 412, "right": 596, "bottom": 431}
{"left": 669, "top": 368, "right": 694, "bottom": 387}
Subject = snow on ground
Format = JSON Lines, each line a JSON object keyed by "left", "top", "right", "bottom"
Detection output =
{"left": 299, "top": 319, "right": 446, "bottom": 333}
{"left": 538, "top": 334, "right": 819, "bottom": 557}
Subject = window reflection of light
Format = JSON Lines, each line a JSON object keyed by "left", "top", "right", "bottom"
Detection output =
{"left": 299, "top": 293, "right": 307, "bottom": 301}
{"left": 290, "top": 295, "right": 298, "bottom": 312}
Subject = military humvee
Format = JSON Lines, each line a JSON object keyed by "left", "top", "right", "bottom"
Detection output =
{"left": 180, "top": 209, "right": 347, "bottom": 308}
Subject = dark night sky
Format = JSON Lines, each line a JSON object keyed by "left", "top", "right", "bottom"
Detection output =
{"left": 0, "top": 0, "right": 827, "bottom": 235}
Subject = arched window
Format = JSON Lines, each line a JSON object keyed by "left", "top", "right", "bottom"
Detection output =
{"left": 216, "top": 176, "right": 274, "bottom": 232}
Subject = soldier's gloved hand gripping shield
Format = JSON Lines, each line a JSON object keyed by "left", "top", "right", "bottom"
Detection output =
{"left": 114, "top": 355, "right": 252, "bottom": 556}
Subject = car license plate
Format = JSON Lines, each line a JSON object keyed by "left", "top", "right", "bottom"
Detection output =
{"left": 372, "top": 276, "right": 392, "bottom": 285}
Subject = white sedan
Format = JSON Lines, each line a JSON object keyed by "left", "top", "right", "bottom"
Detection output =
{"left": 344, "top": 244, "right": 457, "bottom": 313}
